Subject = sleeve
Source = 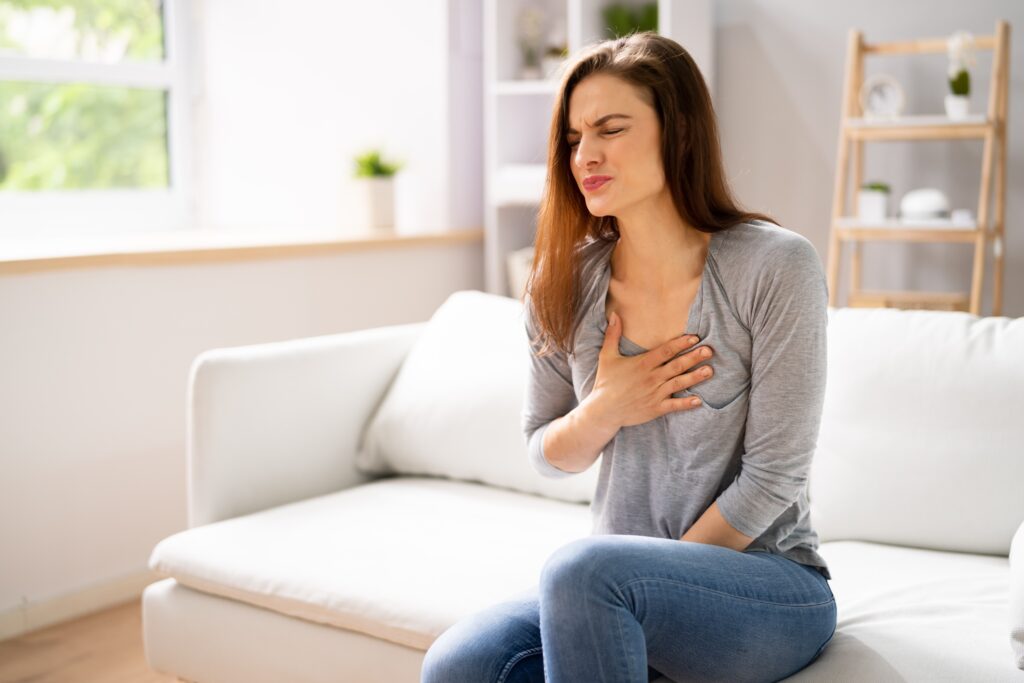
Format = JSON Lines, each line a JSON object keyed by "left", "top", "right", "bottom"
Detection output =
{"left": 521, "top": 293, "right": 581, "bottom": 478}
{"left": 714, "top": 235, "right": 829, "bottom": 539}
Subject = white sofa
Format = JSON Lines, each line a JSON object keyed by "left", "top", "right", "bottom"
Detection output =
{"left": 143, "top": 290, "right": 1024, "bottom": 683}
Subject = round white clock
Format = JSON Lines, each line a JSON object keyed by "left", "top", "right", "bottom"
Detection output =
{"left": 859, "top": 74, "right": 905, "bottom": 119}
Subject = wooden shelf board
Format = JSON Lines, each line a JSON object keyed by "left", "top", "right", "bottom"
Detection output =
{"left": 848, "top": 290, "right": 970, "bottom": 311}
{"left": 845, "top": 114, "right": 988, "bottom": 128}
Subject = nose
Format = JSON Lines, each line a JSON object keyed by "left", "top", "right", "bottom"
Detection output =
{"left": 573, "top": 134, "right": 602, "bottom": 171}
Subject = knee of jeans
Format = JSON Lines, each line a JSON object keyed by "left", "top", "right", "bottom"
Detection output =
{"left": 420, "top": 627, "right": 491, "bottom": 683}
{"left": 540, "top": 536, "right": 605, "bottom": 590}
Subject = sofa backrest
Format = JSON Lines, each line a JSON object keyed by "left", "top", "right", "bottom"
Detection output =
{"left": 810, "top": 306, "right": 1024, "bottom": 556}
{"left": 357, "top": 290, "right": 1024, "bottom": 555}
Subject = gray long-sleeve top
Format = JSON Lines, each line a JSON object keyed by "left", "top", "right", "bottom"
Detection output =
{"left": 522, "top": 219, "right": 831, "bottom": 579}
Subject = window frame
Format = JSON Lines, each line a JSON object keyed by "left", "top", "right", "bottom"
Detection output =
{"left": 0, "top": 0, "right": 195, "bottom": 238}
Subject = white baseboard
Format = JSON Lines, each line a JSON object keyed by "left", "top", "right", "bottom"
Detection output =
{"left": 0, "top": 567, "right": 160, "bottom": 641}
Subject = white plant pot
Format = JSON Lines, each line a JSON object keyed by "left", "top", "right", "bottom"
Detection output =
{"left": 354, "top": 176, "right": 395, "bottom": 233}
{"left": 857, "top": 190, "right": 889, "bottom": 223}
{"left": 944, "top": 94, "right": 970, "bottom": 120}
{"left": 541, "top": 55, "right": 566, "bottom": 79}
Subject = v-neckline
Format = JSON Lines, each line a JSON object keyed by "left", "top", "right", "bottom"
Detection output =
{"left": 598, "top": 231, "right": 718, "bottom": 353}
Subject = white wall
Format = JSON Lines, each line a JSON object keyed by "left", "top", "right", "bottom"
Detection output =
{"left": 192, "top": 0, "right": 482, "bottom": 234}
{"left": 714, "top": 0, "right": 1023, "bottom": 316}
{"left": 0, "top": 243, "right": 483, "bottom": 633}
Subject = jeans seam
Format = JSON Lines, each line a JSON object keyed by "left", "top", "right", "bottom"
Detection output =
{"left": 618, "top": 576, "right": 836, "bottom": 608}
{"left": 497, "top": 646, "right": 543, "bottom": 683}
{"left": 611, "top": 581, "right": 640, "bottom": 682}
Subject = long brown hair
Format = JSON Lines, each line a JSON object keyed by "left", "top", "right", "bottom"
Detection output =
{"left": 526, "top": 31, "right": 778, "bottom": 357}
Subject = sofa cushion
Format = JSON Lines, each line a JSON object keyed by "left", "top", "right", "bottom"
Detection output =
{"left": 796, "top": 540, "right": 1017, "bottom": 681}
{"left": 148, "top": 476, "right": 1017, "bottom": 680}
{"left": 810, "top": 307, "right": 1024, "bottom": 555}
{"left": 148, "top": 476, "right": 591, "bottom": 651}
{"left": 355, "top": 289, "right": 599, "bottom": 503}
{"left": 1011, "top": 518, "right": 1024, "bottom": 669}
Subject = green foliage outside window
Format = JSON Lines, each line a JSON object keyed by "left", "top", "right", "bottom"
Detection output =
{"left": 0, "top": 0, "right": 169, "bottom": 190}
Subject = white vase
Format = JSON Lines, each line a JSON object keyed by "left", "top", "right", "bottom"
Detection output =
{"left": 857, "top": 190, "right": 888, "bottom": 223}
{"left": 944, "top": 94, "right": 970, "bottom": 120}
{"left": 354, "top": 176, "right": 395, "bottom": 233}
{"left": 541, "top": 55, "right": 565, "bottom": 80}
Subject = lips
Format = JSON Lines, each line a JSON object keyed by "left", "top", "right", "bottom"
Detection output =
{"left": 583, "top": 176, "right": 612, "bottom": 191}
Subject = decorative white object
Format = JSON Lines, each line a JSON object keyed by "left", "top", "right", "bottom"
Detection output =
{"left": 944, "top": 93, "right": 970, "bottom": 119}
{"left": 857, "top": 184, "right": 889, "bottom": 222}
{"left": 354, "top": 176, "right": 395, "bottom": 233}
{"left": 899, "top": 188, "right": 950, "bottom": 220}
{"left": 393, "top": 169, "right": 434, "bottom": 236}
{"left": 950, "top": 208, "right": 975, "bottom": 225}
{"left": 860, "top": 74, "right": 904, "bottom": 119}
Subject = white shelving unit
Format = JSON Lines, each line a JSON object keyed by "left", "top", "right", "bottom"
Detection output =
{"left": 483, "top": 0, "right": 713, "bottom": 297}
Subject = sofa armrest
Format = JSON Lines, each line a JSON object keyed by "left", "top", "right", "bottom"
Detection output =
{"left": 187, "top": 322, "right": 426, "bottom": 527}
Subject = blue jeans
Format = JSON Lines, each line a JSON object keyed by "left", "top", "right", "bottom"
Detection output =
{"left": 421, "top": 535, "right": 836, "bottom": 683}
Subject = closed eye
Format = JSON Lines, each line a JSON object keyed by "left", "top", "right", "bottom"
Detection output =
{"left": 567, "top": 129, "right": 624, "bottom": 148}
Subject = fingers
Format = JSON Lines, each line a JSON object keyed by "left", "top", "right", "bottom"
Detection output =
{"left": 652, "top": 333, "right": 700, "bottom": 366}
{"left": 655, "top": 341, "right": 713, "bottom": 383}
{"left": 661, "top": 361, "right": 713, "bottom": 395}
{"left": 659, "top": 396, "right": 703, "bottom": 416}
{"left": 600, "top": 311, "right": 621, "bottom": 356}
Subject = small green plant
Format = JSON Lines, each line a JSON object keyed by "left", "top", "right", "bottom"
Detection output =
{"left": 861, "top": 181, "right": 891, "bottom": 193}
{"left": 949, "top": 68, "right": 970, "bottom": 96}
{"left": 946, "top": 30, "right": 975, "bottom": 96}
{"left": 603, "top": 2, "right": 658, "bottom": 39}
{"left": 353, "top": 149, "right": 403, "bottom": 178}
{"left": 545, "top": 44, "right": 569, "bottom": 59}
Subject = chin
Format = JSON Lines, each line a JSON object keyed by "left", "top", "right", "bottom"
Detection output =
{"left": 585, "top": 200, "right": 615, "bottom": 217}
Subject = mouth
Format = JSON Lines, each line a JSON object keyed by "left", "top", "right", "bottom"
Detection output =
{"left": 583, "top": 176, "right": 613, "bottom": 192}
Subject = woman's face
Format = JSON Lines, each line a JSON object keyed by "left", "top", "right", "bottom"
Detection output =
{"left": 566, "top": 72, "right": 665, "bottom": 217}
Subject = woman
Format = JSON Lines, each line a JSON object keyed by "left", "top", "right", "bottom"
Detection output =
{"left": 421, "top": 32, "right": 836, "bottom": 683}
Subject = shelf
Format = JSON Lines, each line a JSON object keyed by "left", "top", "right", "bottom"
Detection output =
{"left": 844, "top": 114, "right": 991, "bottom": 141}
{"left": 847, "top": 289, "right": 970, "bottom": 312}
{"left": 0, "top": 228, "right": 484, "bottom": 275}
{"left": 827, "top": 22, "right": 1009, "bottom": 316}
{"left": 492, "top": 163, "right": 547, "bottom": 206}
{"left": 834, "top": 217, "right": 982, "bottom": 243}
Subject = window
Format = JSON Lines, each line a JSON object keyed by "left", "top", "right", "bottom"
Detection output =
{"left": 0, "top": 0, "right": 193, "bottom": 237}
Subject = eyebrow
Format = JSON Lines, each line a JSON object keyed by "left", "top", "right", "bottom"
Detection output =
{"left": 566, "top": 113, "right": 632, "bottom": 135}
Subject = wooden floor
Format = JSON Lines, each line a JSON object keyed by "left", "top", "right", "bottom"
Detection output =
{"left": 0, "top": 599, "right": 177, "bottom": 683}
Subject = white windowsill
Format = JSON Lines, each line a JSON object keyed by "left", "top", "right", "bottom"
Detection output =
{"left": 0, "top": 227, "right": 484, "bottom": 275}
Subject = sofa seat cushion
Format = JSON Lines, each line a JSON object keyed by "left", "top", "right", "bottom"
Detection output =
{"left": 800, "top": 540, "right": 1017, "bottom": 681}
{"left": 150, "top": 476, "right": 1017, "bottom": 679}
{"left": 148, "top": 476, "right": 591, "bottom": 651}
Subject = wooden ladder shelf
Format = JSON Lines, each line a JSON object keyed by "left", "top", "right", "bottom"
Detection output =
{"left": 825, "top": 20, "right": 1011, "bottom": 315}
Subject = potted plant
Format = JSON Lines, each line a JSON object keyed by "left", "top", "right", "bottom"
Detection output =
{"left": 518, "top": 6, "right": 545, "bottom": 79}
{"left": 541, "top": 44, "right": 569, "bottom": 80}
{"left": 857, "top": 181, "right": 891, "bottom": 223}
{"left": 945, "top": 30, "right": 976, "bottom": 120}
{"left": 602, "top": 2, "right": 658, "bottom": 39}
{"left": 353, "top": 148, "right": 403, "bottom": 232}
